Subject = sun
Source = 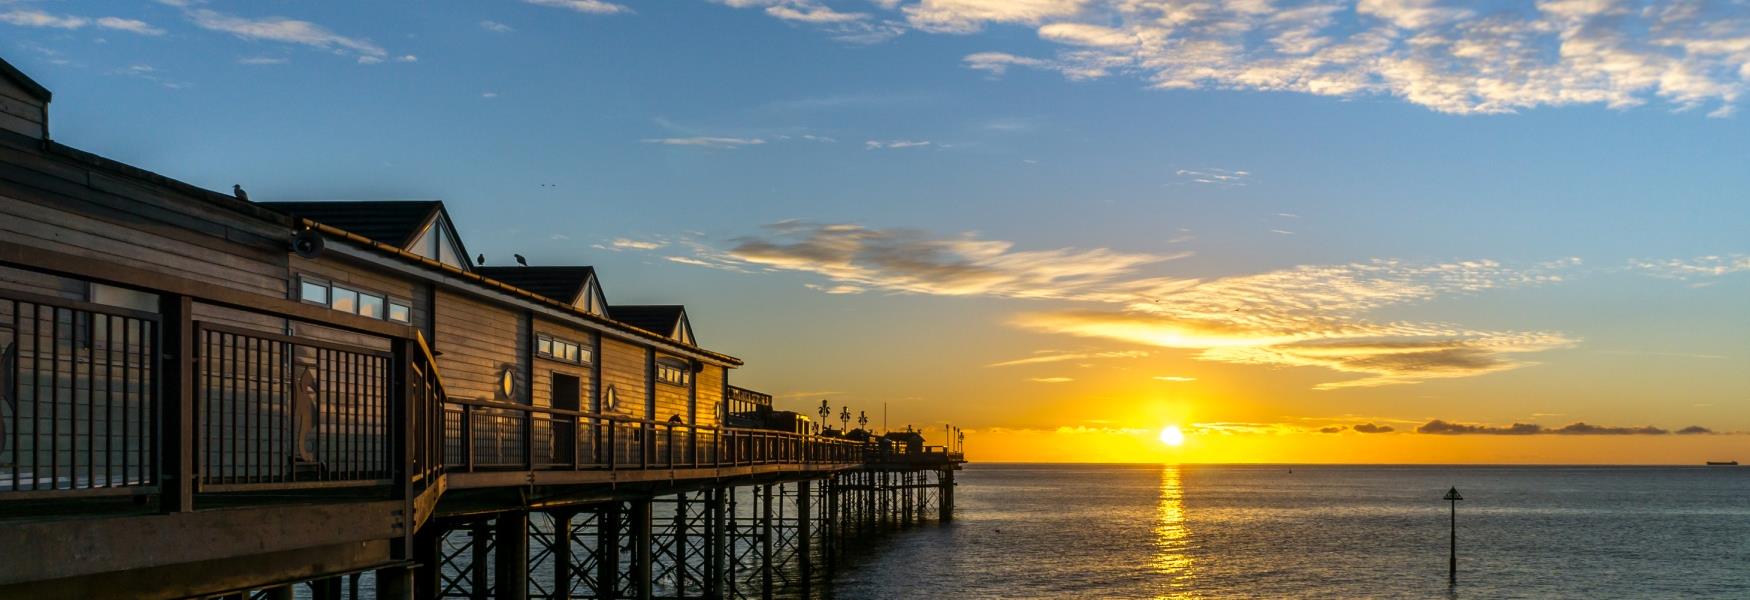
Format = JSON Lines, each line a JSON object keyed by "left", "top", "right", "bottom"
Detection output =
{"left": 1158, "top": 425, "right": 1185, "bottom": 447}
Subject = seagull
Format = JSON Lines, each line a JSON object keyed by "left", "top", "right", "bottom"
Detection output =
{"left": 476, "top": 254, "right": 486, "bottom": 266}
{"left": 514, "top": 254, "right": 528, "bottom": 267}
{"left": 232, "top": 184, "right": 248, "bottom": 201}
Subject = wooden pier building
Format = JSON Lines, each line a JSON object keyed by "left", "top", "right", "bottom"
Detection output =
{"left": 0, "top": 57, "right": 963, "bottom": 599}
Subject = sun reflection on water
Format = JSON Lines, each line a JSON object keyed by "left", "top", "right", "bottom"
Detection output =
{"left": 1153, "top": 464, "right": 1197, "bottom": 598}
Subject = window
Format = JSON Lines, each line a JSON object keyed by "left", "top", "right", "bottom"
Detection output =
{"left": 410, "top": 217, "right": 467, "bottom": 270}
{"left": 358, "top": 292, "right": 385, "bottom": 320}
{"left": 298, "top": 275, "right": 409, "bottom": 323}
{"left": 331, "top": 286, "right": 358, "bottom": 314}
{"left": 300, "top": 277, "right": 329, "bottom": 305}
{"left": 387, "top": 301, "right": 411, "bottom": 324}
{"left": 536, "top": 334, "right": 592, "bottom": 364}
{"left": 656, "top": 359, "right": 691, "bottom": 387}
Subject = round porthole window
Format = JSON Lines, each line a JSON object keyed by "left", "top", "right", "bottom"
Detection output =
{"left": 498, "top": 367, "right": 516, "bottom": 400}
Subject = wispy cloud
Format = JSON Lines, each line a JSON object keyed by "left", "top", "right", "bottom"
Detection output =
{"left": 715, "top": 0, "right": 1750, "bottom": 116}
{"left": 610, "top": 238, "right": 666, "bottom": 250}
{"left": 183, "top": 7, "right": 392, "bottom": 63}
{"left": 1028, "top": 376, "right": 1075, "bottom": 383}
{"left": 865, "top": 139, "right": 933, "bottom": 149}
{"left": 988, "top": 350, "right": 1150, "bottom": 367}
{"left": 1014, "top": 258, "right": 1583, "bottom": 389}
{"left": 641, "top": 136, "right": 767, "bottom": 149}
{"left": 236, "top": 56, "right": 289, "bottom": 66}
{"left": 1153, "top": 375, "right": 1196, "bottom": 382}
{"left": 525, "top": 0, "right": 632, "bottom": 15}
{"left": 1174, "top": 168, "right": 1249, "bottom": 186}
{"left": 0, "top": 10, "right": 165, "bottom": 35}
{"left": 1628, "top": 254, "right": 1750, "bottom": 281}
{"left": 1415, "top": 419, "right": 1708, "bottom": 435}
{"left": 717, "top": 221, "right": 1185, "bottom": 299}
{"left": 480, "top": 20, "right": 516, "bottom": 33}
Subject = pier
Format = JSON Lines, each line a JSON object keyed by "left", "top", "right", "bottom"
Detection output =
{"left": 0, "top": 56, "right": 964, "bottom": 599}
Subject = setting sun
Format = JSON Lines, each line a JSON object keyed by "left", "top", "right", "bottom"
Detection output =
{"left": 1159, "top": 425, "right": 1185, "bottom": 447}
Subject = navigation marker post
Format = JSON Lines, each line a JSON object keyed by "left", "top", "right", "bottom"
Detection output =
{"left": 1444, "top": 486, "right": 1463, "bottom": 587}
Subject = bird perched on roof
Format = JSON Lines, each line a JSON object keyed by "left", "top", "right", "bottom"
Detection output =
{"left": 514, "top": 254, "right": 528, "bottom": 267}
{"left": 232, "top": 184, "right": 248, "bottom": 201}
{"left": 476, "top": 254, "right": 486, "bottom": 266}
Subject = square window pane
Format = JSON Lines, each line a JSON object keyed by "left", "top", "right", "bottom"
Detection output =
{"left": 300, "top": 280, "right": 329, "bottom": 305}
{"left": 331, "top": 287, "right": 358, "bottom": 314}
{"left": 564, "top": 345, "right": 578, "bottom": 362}
{"left": 538, "top": 338, "right": 552, "bottom": 356}
{"left": 388, "top": 303, "right": 411, "bottom": 323}
{"left": 359, "top": 293, "right": 385, "bottom": 319}
{"left": 579, "top": 348, "right": 593, "bottom": 364}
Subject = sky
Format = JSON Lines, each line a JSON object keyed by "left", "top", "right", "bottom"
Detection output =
{"left": 5, "top": 0, "right": 1748, "bottom": 464}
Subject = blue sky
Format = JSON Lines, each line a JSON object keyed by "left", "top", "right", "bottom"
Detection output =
{"left": 6, "top": 0, "right": 1749, "bottom": 460}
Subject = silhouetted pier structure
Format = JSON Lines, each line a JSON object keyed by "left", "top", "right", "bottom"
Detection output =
{"left": 0, "top": 56, "right": 964, "bottom": 599}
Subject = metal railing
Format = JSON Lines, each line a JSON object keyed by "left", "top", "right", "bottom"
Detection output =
{"left": 194, "top": 323, "right": 394, "bottom": 490}
{"left": 438, "top": 397, "right": 864, "bottom": 473}
{"left": 0, "top": 291, "right": 159, "bottom": 498}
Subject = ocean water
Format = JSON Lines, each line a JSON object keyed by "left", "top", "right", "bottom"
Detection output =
{"left": 825, "top": 464, "right": 1750, "bottom": 599}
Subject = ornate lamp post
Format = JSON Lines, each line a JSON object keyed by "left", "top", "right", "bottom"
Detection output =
{"left": 818, "top": 400, "right": 832, "bottom": 433}
{"left": 839, "top": 407, "right": 851, "bottom": 431}
{"left": 857, "top": 410, "right": 868, "bottom": 432}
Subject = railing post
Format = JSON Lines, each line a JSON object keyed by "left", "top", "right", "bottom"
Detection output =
{"left": 158, "top": 294, "right": 195, "bottom": 513}
{"left": 462, "top": 404, "right": 476, "bottom": 472}
{"left": 390, "top": 337, "right": 415, "bottom": 561}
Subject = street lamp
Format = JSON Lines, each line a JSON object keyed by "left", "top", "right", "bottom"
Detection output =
{"left": 818, "top": 400, "right": 831, "bottom": 432}
{"left": 839, "top": 407, "right": 851, "bottom": 431}
{"left": 1444, "top": 486, "right": 1463, "bottom": 587}
{"left": 857, "top": 410, "right": 868, "bottom": 431}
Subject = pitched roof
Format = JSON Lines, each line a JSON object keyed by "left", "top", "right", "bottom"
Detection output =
{"left": 610, "top": 305, "right": 686, "bottom": 337}
{"left": 259, "top": 200, "right": 443, "bottom": 248}
{"left": 0, "top": 56, "right": 52, "bottom": 102}
{"left": 475, "top": 266, "right": 595, "bottom": 305}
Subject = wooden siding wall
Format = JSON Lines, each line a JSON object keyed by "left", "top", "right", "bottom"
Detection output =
{"left": 653, "top": 352, "right": 690, "bottom": 424}
{"left": 0, "top": 144, "right": 288, "bottom": 300}
{"left": 599, "top": 337, "right": 647, "bottom": 420}
{"left": 433, "top": 289, "right": 525, "bottom": 404}
{"left": 0, "top": 77, "right": 45, "bottom": 139}
{"left": 695, "top": 364, "right": 725, "bottom": 428}
{"left": 531, "top": 319, "right": 595, "bottom": 410}
{"left": 0, "top": 264, "right": 84, "bottom": 299}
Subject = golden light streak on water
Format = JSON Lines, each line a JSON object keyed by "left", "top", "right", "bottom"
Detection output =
{"left": 1153, "top": 464, "right": 1197, "bottom": 598}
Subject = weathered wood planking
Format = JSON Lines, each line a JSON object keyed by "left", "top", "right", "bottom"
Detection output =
{"left": 599, "top": 337, "right": 648, "bottom": 420}
{"left": 696, "top": 364, "right": 725, "bottom": 428}
{"left": 0, "top": 76, "right": 44, "bottom": 139}
{"left": 433, "top": 289, "right": 523, "bottom": 404}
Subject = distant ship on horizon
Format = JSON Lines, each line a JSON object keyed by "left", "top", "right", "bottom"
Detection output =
{"left": 1704, "top": 461, "right": 1738, "bottom": 466}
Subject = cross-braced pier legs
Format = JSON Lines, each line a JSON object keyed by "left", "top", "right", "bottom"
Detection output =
{"left": 364, "top": 471, "right": 952, "bottom": 599}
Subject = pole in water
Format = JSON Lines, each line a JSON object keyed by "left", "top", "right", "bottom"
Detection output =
{"left": 1444, "top": 486, "right": 1463, "bottom": 587}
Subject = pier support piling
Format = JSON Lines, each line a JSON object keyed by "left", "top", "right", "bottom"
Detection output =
{"left": 495, "top": 512, "right": 529, "bottom": 600}
{"left": 939, "top": 468, "right": 955, "bottom": 522}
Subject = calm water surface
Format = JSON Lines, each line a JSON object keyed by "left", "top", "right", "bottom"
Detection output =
{"left": 826, "top": 464, "right": 1750, "bottom": 599}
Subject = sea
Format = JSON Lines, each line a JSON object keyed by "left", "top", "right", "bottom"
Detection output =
{"left": 822, "top": 463, "right": 1750, "bottom": 599}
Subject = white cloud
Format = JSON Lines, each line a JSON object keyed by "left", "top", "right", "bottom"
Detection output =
{"left": 236, "top": 56, "right": 289, "bottom": 65}
{"left": 641, "top": 136, "right": 767, "bottom": 149}
{"left": 611, "top": 238, "right": 667, "bottom": 250}
{"left": 480, "top": 20, "right": 516, "bottom": 33}
{"left": 1628, "top": 254, "right": 1750, "bottom": 280}
{"left": 186, "top": 8, "right": 390, "bottom": 62}
{"left": 718, "top": 0, "right": 1750, "bottom": 116}
{"left": 766, "top": 3, "right": 869, "bottom": 24}
{"left": 988, "top": 350, "right": 1150, "bottom": 367}
{"left": 1, "top": 10, "right": 165, "bottom": 35}
{"left": 525, "top": 0, "right": 633, "bottom": 15}
{"left": 1028, "top": 376, "right": 1076, "bottom": 383}
{"left": 1175, "top": 168, "right": 1250, "bottom": 186}
{"left": 0, "top": 9, "right": 90, "bottom": 29}
{"left": 865, "top": 139, "right": 932, "bottom": 149}
{"left": 1154, "top": 375, "right": 1197, "bottom": 382}
{"left": 97, "top": 17, "right": 166, "bottom": 36}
